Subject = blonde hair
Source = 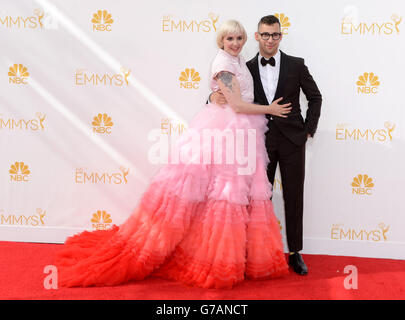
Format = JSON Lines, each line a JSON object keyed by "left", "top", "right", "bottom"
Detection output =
{"left": 216, "top": 20, "right": 247, "bottom": 49}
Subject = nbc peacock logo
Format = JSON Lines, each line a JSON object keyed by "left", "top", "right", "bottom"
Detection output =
{"left": 8, "top": 64, "right": 29, "bottom": 84}
{"left": 91, "top": 10, "right": 114, "bottom": 31}
{"left": 179, "top": 68, "right": 201, "bottom": 89}
{"left": 275, "top": 13, "right": 291, "bottom": 34}
{"left": 9, "top": 162, "right": 30, "bottom": 182}
{"left": 91, "top": 210, "right": 112, "bottom": 230}
{"left": 356, "top": 72, "right": 380, "bottom": 94}
{"left": 351, "top": 174, "right": 374, "bottom": 195}
{"left": 92, "top": 113, "right": 113, "bottom": 134}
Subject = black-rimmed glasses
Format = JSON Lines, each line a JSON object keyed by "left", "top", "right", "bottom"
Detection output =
{"left": 258, "top": 32, "right": 282, "bottom": 40}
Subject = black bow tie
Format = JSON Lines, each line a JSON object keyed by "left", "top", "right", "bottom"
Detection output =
{"left": 261, "top": 56, "right": 276, "bottom": 67}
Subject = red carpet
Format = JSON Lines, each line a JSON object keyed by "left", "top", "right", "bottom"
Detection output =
{"left": 1, "top": 241, "right": 404, "bottom": 300}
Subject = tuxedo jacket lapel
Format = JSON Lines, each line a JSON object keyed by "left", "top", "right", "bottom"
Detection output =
{"left": 273, "top": 50, "right": 289, "bottom": 101}
{"left": 250, "top": 53, "right": 269, "bottom": 105}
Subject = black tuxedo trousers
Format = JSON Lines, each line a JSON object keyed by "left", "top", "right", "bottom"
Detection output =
{"left": 266, "top": 120, "right": 305, "bottom": 252}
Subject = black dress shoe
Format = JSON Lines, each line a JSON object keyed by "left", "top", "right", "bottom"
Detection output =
{"left": 288, "top": 252, "right": 308, "bottom": 275}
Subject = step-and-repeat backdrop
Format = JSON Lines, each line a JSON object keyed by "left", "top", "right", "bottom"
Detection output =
{"left": 1, "top": 0, "right": 404, "bottom": 259}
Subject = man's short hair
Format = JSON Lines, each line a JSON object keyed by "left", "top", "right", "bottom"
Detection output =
{"left": 258, "top": 15, "right": 280, "bottom": 29}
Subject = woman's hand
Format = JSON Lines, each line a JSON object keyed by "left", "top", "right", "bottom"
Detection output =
{"left": 269, "top": 97, "right": 292, "bottom": 118}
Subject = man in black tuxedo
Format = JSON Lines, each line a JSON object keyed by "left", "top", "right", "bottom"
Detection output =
{"left": 211, "top": 15, "right": 322, "bottom": 275}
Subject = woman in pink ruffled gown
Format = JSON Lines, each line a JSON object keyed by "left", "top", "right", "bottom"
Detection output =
{"left": 55, "top": 20, "right": 292, "bottom": 289}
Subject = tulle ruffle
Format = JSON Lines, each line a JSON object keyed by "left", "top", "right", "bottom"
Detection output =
{"left": 154, "top": 199, "right": 288, "bottom": 289}
{"left": 56, "top": 187, "right": 288, "bottom": 288}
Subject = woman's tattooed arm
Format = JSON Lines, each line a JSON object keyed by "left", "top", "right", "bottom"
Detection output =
{"left": 217, "top": 71, "right": 234, "bottom": 92}
{"left": 214, "top": 69, "right": 289, "bottom": 115}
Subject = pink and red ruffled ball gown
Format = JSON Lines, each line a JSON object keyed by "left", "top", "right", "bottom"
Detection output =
{"left": 55, "top": 49, "right": 289, "bottom": 289}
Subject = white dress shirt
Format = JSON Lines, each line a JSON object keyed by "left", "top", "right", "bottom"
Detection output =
{"left": 258, "top": 50, "right": 281, "bottom": 104}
